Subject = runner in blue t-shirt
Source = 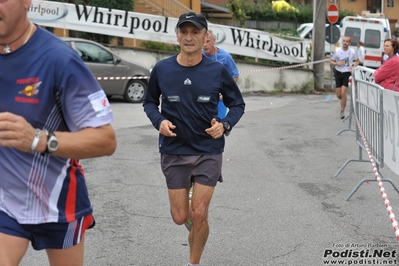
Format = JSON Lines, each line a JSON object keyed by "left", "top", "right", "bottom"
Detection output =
{"left": 0, "top": 2, "right": 117, "bottom": 264}
{"left": 203, "top": 30, "right": 239, "bottom": 119}
{"left": 143, "top": 12, "right": 245, "bottom": 266}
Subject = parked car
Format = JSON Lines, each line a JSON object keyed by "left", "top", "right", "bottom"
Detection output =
{"left": 61, "top": 37, "right": 150, "bottom": 103}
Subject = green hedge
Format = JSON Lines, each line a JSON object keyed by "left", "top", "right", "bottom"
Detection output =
{"left": 237, "top": 2, "right": 354, "bottom": 25}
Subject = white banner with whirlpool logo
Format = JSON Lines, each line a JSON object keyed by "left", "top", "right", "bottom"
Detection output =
{"left": 28, "top": 0, "right": 308, "bottom": 63}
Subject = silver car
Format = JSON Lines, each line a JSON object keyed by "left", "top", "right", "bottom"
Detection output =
{"left": 62, "top": 37, "right": 150, "bottom": 103}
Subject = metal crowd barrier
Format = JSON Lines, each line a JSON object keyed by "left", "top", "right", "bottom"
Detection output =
{"left": 336, "top": 67, "right": 376, "bottom": 135}
{"left": 333, "top": 66, "right": 399, "bottom": 200}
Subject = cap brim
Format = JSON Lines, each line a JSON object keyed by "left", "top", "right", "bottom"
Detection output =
{"left": 176, "top": 20, "right": 205, "bottom": 30}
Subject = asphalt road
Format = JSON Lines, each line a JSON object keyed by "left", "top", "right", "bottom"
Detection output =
{"left": 20, "top": 93, "right": 399, "bottom": 266}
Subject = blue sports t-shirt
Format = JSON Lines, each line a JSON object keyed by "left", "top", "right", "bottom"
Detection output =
{"left": 202, "top": 47, "right": 239, "bottom": 79}
{"left": 202, "top": 47, "right": 239, "bottom": 119}
{"left": 0, "top": 26, "right": 114, "bottom": 224}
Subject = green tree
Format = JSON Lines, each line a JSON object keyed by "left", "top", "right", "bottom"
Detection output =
{"left": 76, "top": 0, "right": 133, "bottom": 13}
{"left": 295, "top": 3, "right": 313, "bottom": 24}
{"left": 243, "top": 2, "right": 355, "bottom": 26}
{"left": 227, "top": 0, "right": 249, "bottom": 27}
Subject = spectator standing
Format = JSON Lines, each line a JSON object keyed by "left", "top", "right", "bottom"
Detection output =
{"left": 334, "top": 41, "right": 340, "bottom": 52}
{"left": 202, "top": 30, "right": 239, "bottom": 119}
{"left": 382, "top": 37, "right": 399, "bottom": 63}
{"left": 143, "top": 12, "right": 245, "bottom": 266}
{"left": 356, "top": 41, "right": 365, "bottom": 66}
{"left": 0, "top": 0, "right": 117, "bottom": 265}
{"left": 330, "top": 36, "right": 360, "bottom": 119}
{"left": 374, "top": 38, "right": 399, "bottom": 92}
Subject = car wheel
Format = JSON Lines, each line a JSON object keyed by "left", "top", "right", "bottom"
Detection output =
{"left": 123, "top": 79, "right": 147, "bottom": 103}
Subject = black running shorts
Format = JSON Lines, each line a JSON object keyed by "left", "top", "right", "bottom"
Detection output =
{"left": 161, "top": 154, "right": 223, "bottom": 189}
{"left": 334, "top": 70, "right": 351, "bottom": 88}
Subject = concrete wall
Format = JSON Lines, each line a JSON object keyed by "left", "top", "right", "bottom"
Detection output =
{"left": 110, "top": 47, "right": 315, "bottom": 94}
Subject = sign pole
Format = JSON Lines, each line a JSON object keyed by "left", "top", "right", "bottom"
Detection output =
{"left": 327, "top": 3, "right": 339, "bottom": 92}
{"left": 330, "top": 24, "right": 333, "bottom": 91}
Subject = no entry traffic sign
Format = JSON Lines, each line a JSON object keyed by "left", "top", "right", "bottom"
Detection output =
{"left": 327, "top": 4, "right": 339, "bottom": 24}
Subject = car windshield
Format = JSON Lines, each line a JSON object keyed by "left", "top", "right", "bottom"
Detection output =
{"left": 297, "top": 25, "right": 309, "bottom": 35}
{"left": 75, "top": 42, "right": 114, "bottom": 64}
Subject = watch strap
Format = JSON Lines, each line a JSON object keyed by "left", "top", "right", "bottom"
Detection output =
{"left": 29, "top": 129, "right": 42, "bottom": 154}
{"left": 45, "top": 130, "right": 57, "bottom": 154}
{"left": 223, "top": 121, "right": 231, "bottom": 136}
{"left": 223, "top": 121, "right": 231, "bottom": 132}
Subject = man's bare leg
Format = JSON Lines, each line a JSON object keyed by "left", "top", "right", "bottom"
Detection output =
{"left": 46, "top": 238, "right": 85, "bottom": 266}
{"left": 168, "top": 188, "right": 190, "bottom": 225}
{"left": 341, "top": 86, "right": 348, "bottom": 112}
{"left": 0, "top": 232, "right": 29, "bottom": 266}
{"left": 336, "top": 87, "right": 342, "bottom": 100}
{"left": 188, "top": 183, "right": 214, "bottom": 264}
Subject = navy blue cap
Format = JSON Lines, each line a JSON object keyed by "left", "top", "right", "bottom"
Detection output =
{"left": 176, "top": 12, "right": 208, "bottom": 30}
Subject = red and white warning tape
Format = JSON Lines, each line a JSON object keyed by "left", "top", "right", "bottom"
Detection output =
{"left": 352, "top": 99, "right": 399, "bottom": 242}
{"left": 93, "top": 59, "right": 330, "bottom": 80}
{"left": 239, "top": 58, "right": 330, "bottom": 74}
{"left": 95, "top": 76, "right": 150, "bottom": 81}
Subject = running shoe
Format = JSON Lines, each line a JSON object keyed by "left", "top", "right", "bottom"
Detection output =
{"left": 340, "top": 110, "right": 345, "bottom": 119}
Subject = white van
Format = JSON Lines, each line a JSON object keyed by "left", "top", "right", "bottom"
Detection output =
{"left": 340, "top": 13, "right": 391, "bottom": 68}
{"left": 297, "top": 23, "right": 340, "bottom": 56}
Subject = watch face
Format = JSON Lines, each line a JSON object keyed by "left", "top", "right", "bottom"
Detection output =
{"left": 223, "top": 122, "right": 231, "bottom": 131}
{"left": 49, "top": 140, "right": 58, "bottom": 149}
{"left": 47, "top": 132, "right": 59, "bottom": 153}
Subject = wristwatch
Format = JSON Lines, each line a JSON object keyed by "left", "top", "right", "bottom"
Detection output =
{"left": 45, "top": 130, "right": 59, "bottom": 154}
{"left": 223, "top": 121, "right": 231, "bottom": 136}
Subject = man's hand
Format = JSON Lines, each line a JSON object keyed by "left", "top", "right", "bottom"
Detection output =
{"left": 159, "top": 120, "right": 177, "bottom": 137}
{"left": 205, "top": 118, "right": 224, "bottom": 139}
{"left": 336, "top": 60, "right": 345, "bottom": 67}
{"left": 0, "top": 112, "right": 37, "bottom": 153}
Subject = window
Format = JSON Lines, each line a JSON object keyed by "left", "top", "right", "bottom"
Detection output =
{"left": 364, "top": 29, "right": 381, "bottom": 49}
{"left": 344, "top": 27, "right": 361, "bottom": 45}
{"left": 75, "top": 42, "right": 114, "bottom": 64}
{"left": 387, "top": 0, "right": 394, "bottom": 8}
